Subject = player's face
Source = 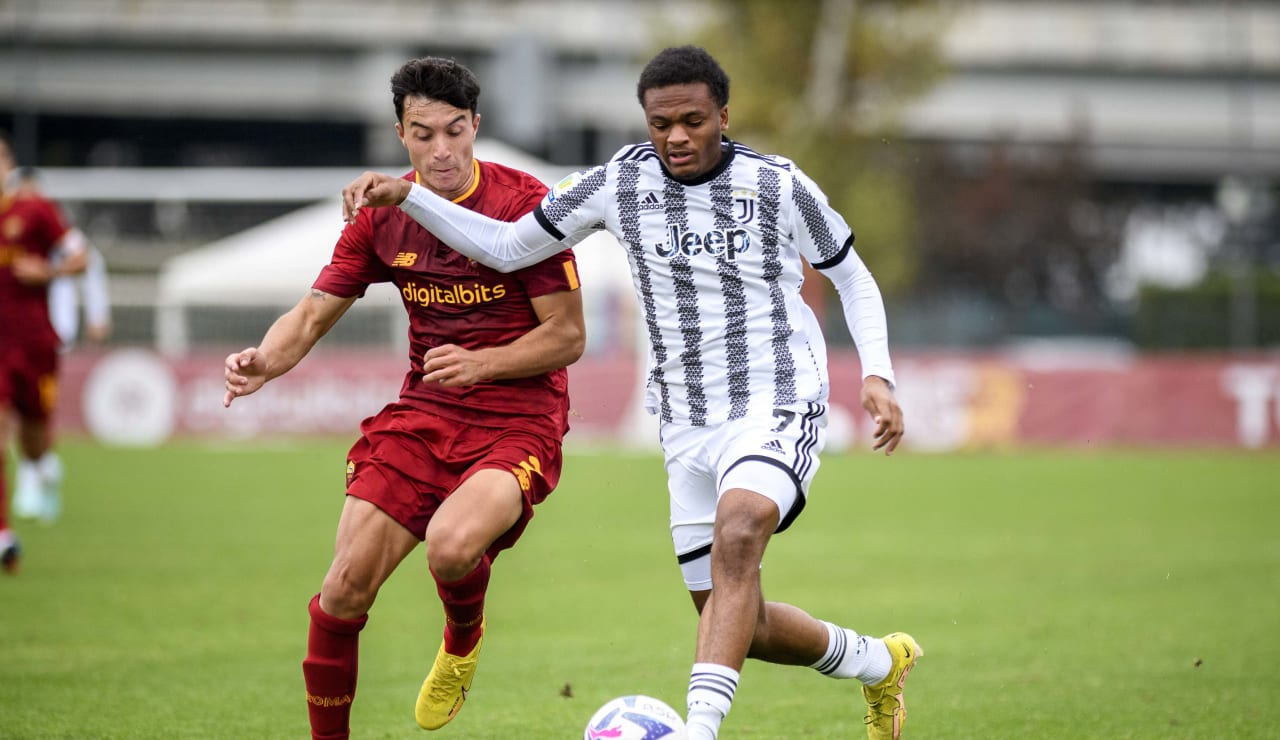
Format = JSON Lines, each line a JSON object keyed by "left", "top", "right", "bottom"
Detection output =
{"left": 396, "top": 96, "right": 480, "bottom": 200}
{"left": 641, "top": 82, "right": 728, "bottom": 180}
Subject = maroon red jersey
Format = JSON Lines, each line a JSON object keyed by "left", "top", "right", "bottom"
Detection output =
{"left": 314, "top": 160, "right": 580, "bottom": 436}
{"left": 0, "top": 192, "right": 71, "bottom": 348}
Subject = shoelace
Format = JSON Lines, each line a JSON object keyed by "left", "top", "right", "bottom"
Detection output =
{"left": 426, "top": 661, "right": 464, "bottom": 703}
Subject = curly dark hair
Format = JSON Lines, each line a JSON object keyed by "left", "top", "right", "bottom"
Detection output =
{"left": 391, "top": 57, "right": 481, "bottom": 121}
{"left": 636, "top": 45, "right": 730, "bottom": 108}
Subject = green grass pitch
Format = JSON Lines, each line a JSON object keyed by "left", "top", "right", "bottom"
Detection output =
{"left": 2, "top": 439, "right": 1278, "bottom": 738}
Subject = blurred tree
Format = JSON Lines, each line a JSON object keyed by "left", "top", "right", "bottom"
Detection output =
{"left": 911, "top": 133, "right": 1126, "bottom": 336}
{"left": 679, "top": 0, "right": 954, "bottom": 309}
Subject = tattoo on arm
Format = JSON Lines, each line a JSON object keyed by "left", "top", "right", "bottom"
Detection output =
{"left": 308, "top": 290, "right": 327, "bottom": 301}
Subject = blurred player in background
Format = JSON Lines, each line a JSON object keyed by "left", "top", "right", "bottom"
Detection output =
{"left": 343, "top": 46, "right": 918, "bottom": 740}
{"left": 10, "top": 165, "right": 112, "bottom": 525}
{"left": 0, "top": 132, "right": 89, "bottom": 564}
{"left": 223, "top": 57, "right": 584, "bottom": 739}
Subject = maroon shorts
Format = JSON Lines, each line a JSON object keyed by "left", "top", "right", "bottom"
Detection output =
{"left": 344, "top": 402, "right": 564, "bottom": 557}
{"left": 0, "top": 343, "right": 60, "bottom": 422}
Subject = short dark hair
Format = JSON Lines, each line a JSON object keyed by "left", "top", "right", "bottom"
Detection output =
{"left": 636, "top": 45, "right": 730, "bottom": 108}
{"left": 391, "top": 57, "right": 481, "bottom": 121}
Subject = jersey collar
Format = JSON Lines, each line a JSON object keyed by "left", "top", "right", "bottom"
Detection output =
{"left": 661, "top": 136, "right": 735, "bottom": 187}
{"left": 413, "top": 159, "right": 482, "bottom": 204}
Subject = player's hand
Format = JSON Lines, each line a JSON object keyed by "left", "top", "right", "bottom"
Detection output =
{"left": 422, "top": 344, "right": 492, "bottom": 388}
{"left": 342, "top": 172, "right": 411, "bottom": 223}
{"left": 12, "top": 254, "right": 53, "bottom": 285}
{"left": 861, "top": 375, "right": 904, "bottom": 456}
{"left": 223, "top": 347, "right": 268, "bottom": 407}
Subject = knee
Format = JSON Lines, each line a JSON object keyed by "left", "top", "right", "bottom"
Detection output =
{"left": 426, "top": 531, "right": 481, "bottom": 583}
{"left": 321, "top": 560, "right": 377, "bottom": 618}
{"left": 713, "top": 507, "right": 774, "bottom": 561}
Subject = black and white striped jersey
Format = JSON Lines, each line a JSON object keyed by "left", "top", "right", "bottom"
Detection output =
{"left": 534, "top": 139, "right": 893, "bottom": 426}
{"left": 398, "top": 139, "right": 895, "bottom": 427}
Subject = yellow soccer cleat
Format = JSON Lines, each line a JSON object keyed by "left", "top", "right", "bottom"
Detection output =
{"left": 415, "top": 620, "right": 484, "bottom": 730}
{"left": 862, "top": 632, "right": 923, "bottom": 740}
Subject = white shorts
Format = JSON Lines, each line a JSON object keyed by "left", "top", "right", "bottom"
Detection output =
{"left": 661, "top": 403, "right": 828, "bottom": 590}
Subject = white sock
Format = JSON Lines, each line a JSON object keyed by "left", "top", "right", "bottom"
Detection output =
{"left": 36, "top": 452, "right": 63, "bottom": 487}
{"left": 687, "top": 662, "right": 738, "bottom": 739}
{"left": 15, "top": 458, "right": 40, "bottom": 496}
{"left": 13, "top": 459, "right": 42, "bottom": 517}
{"left": 811, "top": 622, "right": 893, "bottom": 684}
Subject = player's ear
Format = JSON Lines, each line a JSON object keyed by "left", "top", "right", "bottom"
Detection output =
{"left": 720, "top": 106, "right": 729, "bottom": 132}
{"left": 394, "top": 121, "right": 407, "bottom": 149}
{"left": 471, "top": 112, "right": 481, "bottom": 136}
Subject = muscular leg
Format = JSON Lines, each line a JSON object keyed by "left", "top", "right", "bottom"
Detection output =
{"left": 414, "top": 467, "right": 525, "bottom": 730}
{"left": 690, "top": 590, "right": 828, "bottom": 666}
{"left": 684, "top": 487, "right": 777, "bottom": 739}
{"left": 425, "top": 468, "right": 523, "bottom": 582}
{"left": 320, "top": 495, "right": 419, "bottom": 618}
{"left": 425, "top": 468, "right": 523, "bottom": 653}
{"left": 15, "top": 416, "right": 59, "bottom": 523}
{"left": 305, "top": 496, "right": 419, "bottom": 740}
{"left": 694, "top": 487, "right": 778, "bottom": 670}
{"left": 16, "top": 415, "right": 52, "bottom": 461}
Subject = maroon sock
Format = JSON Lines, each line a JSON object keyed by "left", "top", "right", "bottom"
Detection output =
{"left": 302, "top": 594, "right": 368, "bottom": 740}
{"left": 434, "top": 556, "right": 490, "bottom": 655}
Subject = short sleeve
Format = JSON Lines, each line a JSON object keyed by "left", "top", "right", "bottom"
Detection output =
{"left": 312, "top": 211, "right": 393, "bottom": 298}
{"left": 31, "top": 197, "right": 71, "bottom": 253}
{"left": 533, "top": 165, "right": 611, "bottom": 241}
{"left": 512, "top": 247, "right": 581, "bottom": 299}
{"left": 789, "top": 168, "right": 855, "bottom": 270}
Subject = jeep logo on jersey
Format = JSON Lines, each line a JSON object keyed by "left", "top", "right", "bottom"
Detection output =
{"left": 656, "top": 224, "right": 751, "bottom": 260}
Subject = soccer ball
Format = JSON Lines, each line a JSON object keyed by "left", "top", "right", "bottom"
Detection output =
{"left": 583, "top": 694, "right": 687, "bottom": 739}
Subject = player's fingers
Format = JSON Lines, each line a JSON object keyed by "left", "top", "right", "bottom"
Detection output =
{"left": 870, "top": 415, "right": 889, "bottom": 450}
{"left": 883, "top": 430, "right": 902, "bottom": 455}
{"left": 342, "top": 174, "right": 375, "bottom": 221}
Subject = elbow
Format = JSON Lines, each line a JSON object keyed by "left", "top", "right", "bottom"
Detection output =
{"left": 496, "top": 258, "right": 530, "bottom": 274}
{"left": 564, "top": 325, "right": 587, "bottom": 365}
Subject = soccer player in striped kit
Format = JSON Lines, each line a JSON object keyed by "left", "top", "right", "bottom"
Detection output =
{"left": 225, "top": 57, "right": 585, "bottom": 739}
{"left": 343, "top": 46, "right": 920, "bottom": 740}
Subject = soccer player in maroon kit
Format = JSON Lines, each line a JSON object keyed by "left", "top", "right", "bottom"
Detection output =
{"left": 0, "top": 131, "right": 89, "bottom": 572}
{"left": 222, "top": 58, "right": 585, "bottom": 739}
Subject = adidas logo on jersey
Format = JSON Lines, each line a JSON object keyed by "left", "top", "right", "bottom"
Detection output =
{"left": 639, "top": 192, "right": 662, "bottom": 210}
{"left": 761, "top": 439, "right": 785, "bottom": 454}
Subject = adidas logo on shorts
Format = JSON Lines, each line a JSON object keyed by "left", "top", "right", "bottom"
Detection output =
{"left": 760, "top": 439, "right": 785, "bottom": 454}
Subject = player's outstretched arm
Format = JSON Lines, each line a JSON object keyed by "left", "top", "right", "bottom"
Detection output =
{"left": 223, "top": 289, "right": 356, "bottom": 407}
{"left": 342, "top": 171, "right": 574, "bottom": 273}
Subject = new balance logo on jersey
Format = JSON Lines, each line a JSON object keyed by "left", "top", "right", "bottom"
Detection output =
{"left": 657, "top": 224, "right": 751, "bottom": 261}
{"left": 761, "top": 439, "right": 786, "bottom": 454}
{"left": 392, "top": 252, "right": 418, "bottom": 267}
{"left": 639, "top": 192, "right": 662, "bottom": 211}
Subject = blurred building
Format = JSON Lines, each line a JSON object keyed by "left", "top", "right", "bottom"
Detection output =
{"left": 2, "top": 0, "right": 1277, "bottom": 346}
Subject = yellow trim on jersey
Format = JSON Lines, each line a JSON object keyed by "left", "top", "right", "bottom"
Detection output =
{"left": 412, "top": 159, "right": 481, "bottom": 204}
{"left": 563, "top": 260, "right": 580, "bottom": 291}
